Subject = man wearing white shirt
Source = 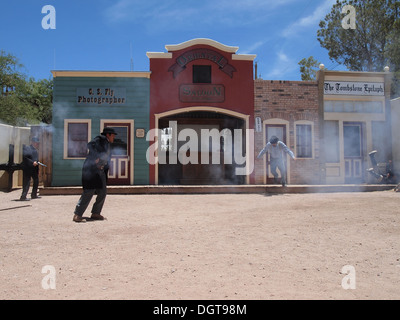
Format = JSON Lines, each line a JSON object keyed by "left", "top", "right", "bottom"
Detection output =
{"left": 257, "top": 136, "right": 295, "bottom": 187}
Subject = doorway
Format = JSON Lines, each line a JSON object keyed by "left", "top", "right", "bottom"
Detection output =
{"left": 101, "top": 120, "right": 134, "bottom": 185}
{"left": 343, "top": 122, "right": 364, "bottom": 183}
{"left": 158, "top": 111, "right": 246, "bottom": 185}
{"left": 265, "top": 124, "right": 288, "bottom": 184}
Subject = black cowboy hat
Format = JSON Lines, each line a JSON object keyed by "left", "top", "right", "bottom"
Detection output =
{"left": 101, "top": 127, "right": 118, "bottom": 136}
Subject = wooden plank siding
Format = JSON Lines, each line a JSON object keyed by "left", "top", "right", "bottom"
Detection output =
{"left": 52, "top": 76, "right": 150, "bottom": 186}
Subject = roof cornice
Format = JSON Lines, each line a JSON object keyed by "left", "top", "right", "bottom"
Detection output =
{"left": 51, "top": 71, "right": 151, "bottom": 78}
{"left": 165, "top": 38, "right": 239, "bottom": 53}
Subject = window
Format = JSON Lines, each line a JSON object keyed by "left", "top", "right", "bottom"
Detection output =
{"left": 343, "top": 124, "right": 362, "bottom": 158}
{"left": 324, "top": 121, "right": 339, "bottom": 163}
{"left": 296, "top": 124, "right": 312, "bottom": 158}
{"left": 109, "top": 126, "right": 128, "bottom": 156}
{"left": 324, "top": 100, "right": 383, "bottom": 113}
{"left": 193, "top": 65, "right": 211, "bottom": 83}
{"left": 64, "top": 120, "right": 91, "bottom": 158}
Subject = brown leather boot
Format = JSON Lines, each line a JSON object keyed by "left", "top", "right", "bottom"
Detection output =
{"left": 73, "top": 214, "right": 85, "bottom": 223}
{"left": 90, "top": 213, "right": 105, "bottom": 220}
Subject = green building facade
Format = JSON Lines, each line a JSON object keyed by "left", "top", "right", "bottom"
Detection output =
{"left": 51, "top": 71, "right": 150, "bottom": 186}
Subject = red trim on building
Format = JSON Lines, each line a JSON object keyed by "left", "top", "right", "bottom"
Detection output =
{"left": 148, "top": 41, "right": 255, "bottom": 184}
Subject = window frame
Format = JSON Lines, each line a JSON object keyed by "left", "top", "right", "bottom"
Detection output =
{"left": 294, "top": 120, "right": 314, "bottom": 159}
{"left": 192, "top": 65, "right": 212, "bottom": 84}
{"left": 63, "top": 119, "right": 91, "bottom": 159}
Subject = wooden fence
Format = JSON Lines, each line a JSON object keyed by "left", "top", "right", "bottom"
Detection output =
{"left": 31, "top": 125, "right": 52, "bottom": 187}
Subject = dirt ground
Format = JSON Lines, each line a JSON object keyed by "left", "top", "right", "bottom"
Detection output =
{"left": 1, "top": 188, "right": 399, "bottom": 300}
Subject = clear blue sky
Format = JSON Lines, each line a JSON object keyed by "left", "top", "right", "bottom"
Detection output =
{"left": 1, "top": 0, "right": 345, "bottom": 81}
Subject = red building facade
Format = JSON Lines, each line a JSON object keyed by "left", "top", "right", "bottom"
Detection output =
{"left": 147, "top": 39, "right": 256, "bottom": 185}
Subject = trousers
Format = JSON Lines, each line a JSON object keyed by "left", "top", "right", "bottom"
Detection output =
{"left": 74, "top": 171, "right": 107, "bottom": 217}
{"left": 270, "top": 157, "right": 286, "bottom": 184}
{"left": 21, "top": 169, "right": 39, "bottom": 199}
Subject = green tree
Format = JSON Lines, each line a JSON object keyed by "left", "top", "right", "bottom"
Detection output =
{"left": 299, "top": 56, "right": 321, "bottom": 81}
{"left": 0, "top": 50, "right": 26, "bottom": 96}
{"left": 0, "top": 94, "right": 36, "bottom": 126}
{"left": 317, "top": 0, "right": 400, "bottom": 72}
{"left": 19, "top": 78, "right": 53, "bottom": 124}
{"left": 385, "top": 14, "right": 400, "bottom": 95}
{"left": 0, "top": 50, "right": 53, "bottom": 125}
{"left": 317, "top": 0, "right": 400, "bottom": 97}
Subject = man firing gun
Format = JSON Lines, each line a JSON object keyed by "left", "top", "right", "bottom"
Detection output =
{"left": 366, "top": 150, "right": 396, "bottom": 184}
{"left": 20, "top": 137, "right": 42, "bottom": 201}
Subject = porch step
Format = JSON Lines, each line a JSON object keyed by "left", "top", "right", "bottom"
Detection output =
{"left": 39, "top": 184, "right": 396, "bottom": 195}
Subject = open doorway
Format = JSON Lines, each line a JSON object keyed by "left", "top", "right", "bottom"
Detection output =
{"left": 101, "top": 120, "right": 134, "bottom": 185}
{"left": 158, "top": 111, "right": 246, "bottom": 185}
{"left": 264, "top": 124, "right": 288, "bottom": 184}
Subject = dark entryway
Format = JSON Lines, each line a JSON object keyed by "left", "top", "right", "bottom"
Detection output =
{"left": 158, "top": 111, "right": 246, "bottom": 185}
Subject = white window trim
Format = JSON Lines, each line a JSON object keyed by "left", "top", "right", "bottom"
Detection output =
{"left": 63, "top": 119, "right": 91, "bottom": 159}
{"left": 294, "top": 120, "right": 314, "bottom": 159}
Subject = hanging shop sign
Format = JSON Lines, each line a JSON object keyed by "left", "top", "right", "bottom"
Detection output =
{"left": 255, "top": 117, "right": 262, "bottom": 133}
{"left": 169, "top": 49, "right": 236, "bottom": 79}
{"left": 76, "top": 88, "right": 127, "bottom": 106}
{"left": 324, "top": 81, "right": 384, "bottom": 96}
{"left": 179, "top": 84, "right": 225, "bottom": 103}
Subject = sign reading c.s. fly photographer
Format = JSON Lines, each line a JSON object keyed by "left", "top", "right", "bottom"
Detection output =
{"left": 77, "top": 88, "right": 127, "bottom": 106}
{"left": 324, "top": 81, "right": 384, "bottom": 96}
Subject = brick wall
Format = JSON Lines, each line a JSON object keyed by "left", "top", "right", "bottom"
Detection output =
{"left": 254, "top": 79, "right": 321, "bottom": 185}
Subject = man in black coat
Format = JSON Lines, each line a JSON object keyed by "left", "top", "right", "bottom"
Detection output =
{"left": 73, "top": 127, "right": 117, "bottom": 223}
{"left": 20, "top": 137, "right": 41, "bottom": 201}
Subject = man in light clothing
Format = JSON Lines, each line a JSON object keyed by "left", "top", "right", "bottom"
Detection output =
{"left": 257, "top": 136, "right": 295, "bottom": 186}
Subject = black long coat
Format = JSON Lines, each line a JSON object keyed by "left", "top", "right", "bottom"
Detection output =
{"left": 82, "top": 135, "right": 111, "bottom": 189}
{"left": 22, "top": 144, "right": 39, "bottom": 174}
